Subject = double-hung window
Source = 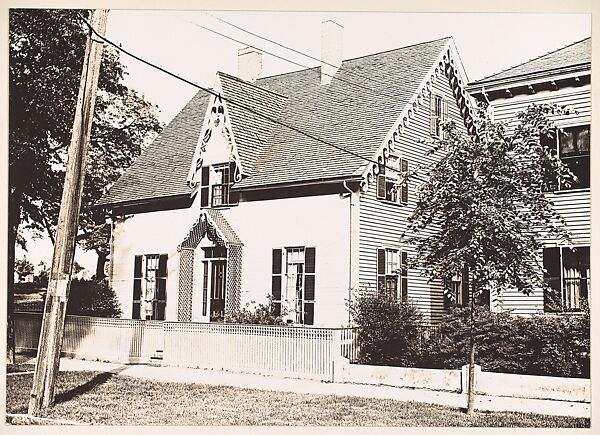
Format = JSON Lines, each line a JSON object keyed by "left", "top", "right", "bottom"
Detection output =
{"left": 541, "top": 125, "right": 590, "bottom": 191}
{"left": 430, "top": 92, "right": 448, "bottom": 138}
{"left": 133, "top": 254, "right": 167, "bottom": 320}
{"left": 444, "top": 268, "right": 470, "bottom": 307}
{"left": 376, "top": 248, "right": 408, "bottom": 300}
{"left": 543, "top": 246, "right": 590, "bottom": 312}
{"left": 199, "top": 161, "right": 240, "bottom": 208}
{"left": 377, "top": 154, "right": 408, "bottom": 204}
{"left": 272, "top": 247, "right": 316, "bottom": 325}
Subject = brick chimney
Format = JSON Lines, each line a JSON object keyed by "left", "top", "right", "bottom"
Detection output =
{"left": 238, "top": 46, "right": 263, "bottom": 82}
{"left": 321, "top": 20, "right": 343, "bottom": 85}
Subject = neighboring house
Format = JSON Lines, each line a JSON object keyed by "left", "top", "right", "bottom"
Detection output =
{"left": 468, "top": 37, "right": 591, "bottom": 315}
{"left": 98, "top": 23, "right": 477, "bottom": 327}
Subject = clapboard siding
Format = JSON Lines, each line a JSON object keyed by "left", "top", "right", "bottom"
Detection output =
{"left": 492, "top": 86, "right": 590, "bottom": 128}
{"left": 484, "top": 84, "right": 590, "bottom": 315}
{"left": 358, "top": 72, "right": 467, "bottom": 324}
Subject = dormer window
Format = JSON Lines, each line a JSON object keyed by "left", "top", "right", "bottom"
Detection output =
{"left": 199, "top": 161, "right": 240, "bottom": 208}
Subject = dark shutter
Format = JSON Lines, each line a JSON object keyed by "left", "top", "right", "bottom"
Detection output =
{"left": 443, "top": 277, "right": 451, "bottom": 308}
{"left": 430, "top": 92, "right": 437, "bottom": 136}
{"left": 304, "top": 302, "right": 314, "bottom": 326}
{"left": 401, "top": 250, "right": 408, "bottom": 302}
{"left": 200, "top": 166, "right": 210, "bottom": 208}
{"left": 442, "top": 98, "right": 448, "bottom": 122}
{"left": 305, "top": 275, "right": 315, "bottom": 300}
{"left": 400, "top": 159, "right": 409, "bottom": 204}
{"left": 305, "top": 248, "right": 316, "bottom": 274}
{"left": 377, "top": 175, "right": 386, "bottom": 199}
{"left": 155, "top": 254, "right": 167, "bottom": 319}
{"left": 377, "top": 248, "right": 386, "bottom": 293}
{"left": 272, "top": 249, "right": 283, "bottom": 304}
{"left": 543, "top": 248, "right": 561, "bottom": 312}
{"left": 132, "top": 255, "right": 143, "bottom": 319}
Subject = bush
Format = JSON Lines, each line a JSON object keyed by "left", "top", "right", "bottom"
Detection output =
{"left": 422, "top": 305, "right": 590, "bottom": 378}
{"left": 351, "top": 292, "right": 423, "bottom": 367}
{"left": 225, "top": 295, "right": 287, "bottom": 325}
{"left": 66, "top": 279, "right": 122, "bottom": 318}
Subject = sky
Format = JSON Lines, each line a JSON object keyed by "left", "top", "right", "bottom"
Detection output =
{"left": 16, "top": 9, "right": 591, "bottom": 274}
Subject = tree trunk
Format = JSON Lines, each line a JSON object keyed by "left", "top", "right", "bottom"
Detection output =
{"left": 466, "top": 278, "right": 476, "bottom": 415}
{"left": 95, "top": 250, "right": 107, "bottom": 280}
{"left": 7, "top": 191, "right": 22, "bottom": 364}
{"left": 466, "top": 338, "right": 476, "bottom": 414}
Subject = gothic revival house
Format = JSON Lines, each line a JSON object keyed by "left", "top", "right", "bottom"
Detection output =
{"left": 468, "top": 37, "right": 591, "bottom": 315}
{"left": 99, "top": 25, "right": 476, "bottom": 327}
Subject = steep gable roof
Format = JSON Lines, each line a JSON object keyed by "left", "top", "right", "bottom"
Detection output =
{"left": 471, "top": 37, "right": 591, "bottom": 87}
{"left": 100, "top": 36, "right": 462, "bottom": 206}
{"left": 98, "top": 91, "right": 210, "bottom": 206}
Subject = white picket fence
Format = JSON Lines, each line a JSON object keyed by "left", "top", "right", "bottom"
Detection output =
{"left": 13, "top": 312, "right": 358, "bottom": 381}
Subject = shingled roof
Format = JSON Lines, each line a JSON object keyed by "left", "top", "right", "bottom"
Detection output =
{"left": 471, "top": 37, "right": 591, "bottom": 87}
{"left": 100, "top": 37, "right": 451, "bottom": 206}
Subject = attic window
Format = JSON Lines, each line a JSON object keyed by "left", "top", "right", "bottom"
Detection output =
{"left": 376, "top": 154, "right": 408, "bottom": 204}
{"left": 430, "top": 93, "right": 448, "bottom": 138}
{"left": 199, "top": 162, "right": 240, "bottom": 208}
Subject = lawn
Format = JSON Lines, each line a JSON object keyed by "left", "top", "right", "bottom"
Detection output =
{"left": 6, "top": 370, "right": 590, "bottom": 427}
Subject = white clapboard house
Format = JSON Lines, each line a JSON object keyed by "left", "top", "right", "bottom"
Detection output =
{"left": 468, "top": 37, "right": 591, "bottom": 315}
{"left": 98, "top": 24, "right": 479, "bottom": 327}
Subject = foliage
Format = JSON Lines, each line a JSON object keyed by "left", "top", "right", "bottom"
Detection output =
{"left": 225, "top": 295, "right": 287, "bottom": 325}
{"left": 422, "top": 305, "right": 590, "bottom": 378}
{"left": 350, "top": 292, "right": 423, "bottom": 367}
{"left": 66, "top": 279, "right": 122, "bottom": 318}
{"left": 403, "top": 103, "right": 572, "bottom": 299}
{"left": 14, "top": 258, "right": 34, "bottom": 281}
{"left": 9, "top": 9, "right": 162, "bottom": 276}
{"left": 34, "top": 261, "right": 49, "bottom": 287}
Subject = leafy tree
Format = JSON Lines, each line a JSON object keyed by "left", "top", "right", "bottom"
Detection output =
{"left": 8, "top": 9, "right": 162, "bottom": 361}
{"left": 14, "top": 258, "right": 34, "bottom": 281}
{"left": 403, "top": 103, "right": 572, "bottom": 413}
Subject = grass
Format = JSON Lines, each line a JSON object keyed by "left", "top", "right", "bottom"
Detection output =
{"left": 6, "top": 370, "right": 590, "bottom": 427}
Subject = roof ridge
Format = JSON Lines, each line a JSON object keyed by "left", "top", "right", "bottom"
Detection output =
{"left": 253, "top": 36, "right": 451, "bottom": 83}
{"left": 476, "top": 36, "right": 591, "bottom": 82}
{"left": 341, "top": 36, "right": 451, "bottom": 64}
{"left": 217, "top": 70, "right": 289, "bottom": 100}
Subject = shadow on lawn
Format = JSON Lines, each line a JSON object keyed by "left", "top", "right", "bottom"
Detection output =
{"left": 54, "top": 366, "right": 129, "bottom": 405}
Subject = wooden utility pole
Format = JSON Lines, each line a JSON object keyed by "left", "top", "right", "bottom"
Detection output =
{"left": 28, "top": 9, "right": 108, "bottom": 415}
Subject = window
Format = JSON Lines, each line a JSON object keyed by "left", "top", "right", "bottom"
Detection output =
{"left": 430, "top": 93, "right": 448, "bottom": 138}
{"left": 200, "top": 161, "right": 240, "bottom": 208}
{"left": 376, "top": 154, "right": 408, "bottom": 204}
{"left": 541, "top": 125, "right": 590, "bottom": 190}
{"left": 543, "top": 247, "right": 590, "bottom": 312}
{"left": 377, "top": 248, "right": 408, "bottom": 300}
{"left": 272, "top": 247, "right": 316, "bottom": 325}
{"left": 444, "top": 268, "right": 470, "bottom": 307}
{"left": 132, "top": 254, "right": 167, "bottom": 320}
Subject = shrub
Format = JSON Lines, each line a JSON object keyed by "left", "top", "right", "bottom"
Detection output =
{"left": 422, "top": 305, "right": 590, "bottom": 378}
{"left": 351, "top": 292, "right": 423, "bottom": 367}
{"left": 225, "top": 295, "right": 287, "bottom": 325}
{"left": 66, "top": 279, "right": 122, "bottom": 318}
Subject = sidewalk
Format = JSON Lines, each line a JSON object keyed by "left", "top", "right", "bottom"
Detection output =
{"left": 18, "top": 356, "right": 591, "bottom": 419}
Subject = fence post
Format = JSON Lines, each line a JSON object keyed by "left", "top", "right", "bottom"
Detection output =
{"left": 461, "top": 363, "right": 481, "bottom": 394}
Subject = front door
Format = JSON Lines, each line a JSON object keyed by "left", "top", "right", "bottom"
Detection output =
{"left": 210, "top": 260, "right": 226, "bottom": 321}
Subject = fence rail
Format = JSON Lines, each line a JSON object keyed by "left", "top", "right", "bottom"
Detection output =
{"left": 13, "top": 312, "right": 358, "bottom": 381}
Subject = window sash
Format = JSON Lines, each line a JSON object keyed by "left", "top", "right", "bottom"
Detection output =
{"left": 542, "top": 125, "right": 590, "bottom": 191}
{"left": 543, "top": 247, "right": 590, "bottom": 312}
{"left": 133, "top": 254, "right": 168, "bottom": 320}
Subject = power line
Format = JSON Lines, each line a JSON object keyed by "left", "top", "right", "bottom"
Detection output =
{"left": 77, "top": 13, "right": 403, "bottom": 175}
{"left": 202, "top": 12, "right": 402, "bottom": 91}
{"left": 183, "top": 18, "right": 413, "bottom": 104}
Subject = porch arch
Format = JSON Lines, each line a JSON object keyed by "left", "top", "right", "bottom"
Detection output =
{"left": 177, "top": 209, "right": 243, "bottom": 321}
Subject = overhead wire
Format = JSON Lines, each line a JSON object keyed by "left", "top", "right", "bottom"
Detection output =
{"left": 201, "top": 11, "right": 409, "bottom": 91}
{"left": 183, "top": 17, "right": 413, "bottom": 103}
{"left": 78, "top": 12, "right": 413, "bottom": 175}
